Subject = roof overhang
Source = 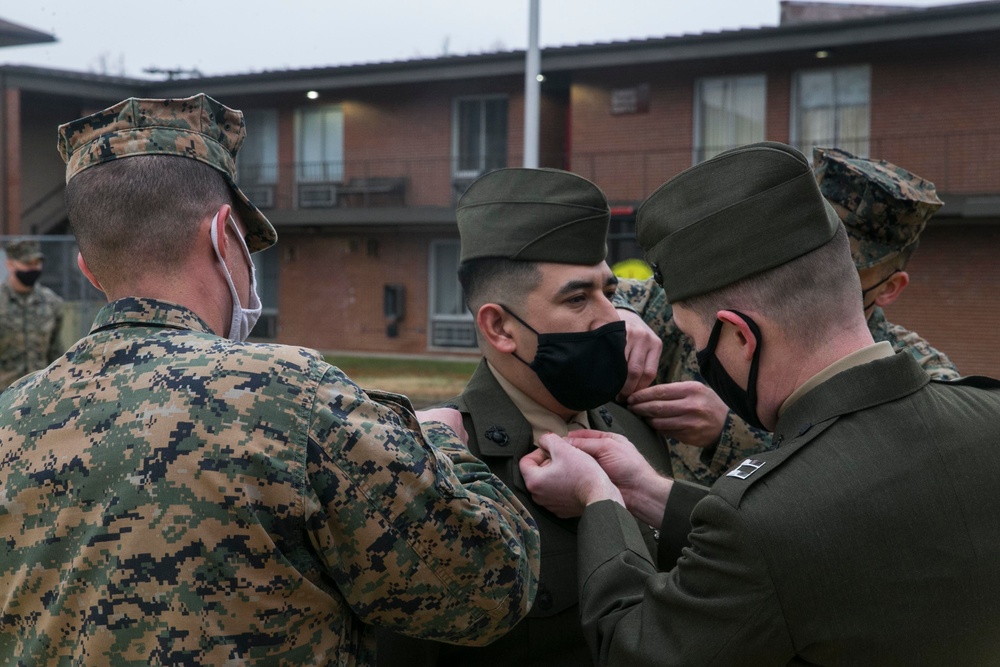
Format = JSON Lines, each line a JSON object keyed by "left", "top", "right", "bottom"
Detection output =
{"left": 0, "top": 18, "right": 55, "bottom": 48}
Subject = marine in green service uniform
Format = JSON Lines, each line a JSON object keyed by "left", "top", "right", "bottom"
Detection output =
{"left": 615, "top": 146, "right": 959, "bottom": 485}
{"left": 378, "top": 168, "right": 685, "bottom": 667}
{"left": 0, "top": 94, "right": 540, "bottom": 666}
{"left": 521, "top": 142, "right": 1000, "bottom": 665}
{"left": 0, "top": 238, "right": 63, "bottom": 389}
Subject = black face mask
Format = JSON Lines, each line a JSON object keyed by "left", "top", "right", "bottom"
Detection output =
{"left": 695, "top": 310, "right": 766, "bottom": 430}
{"left": 500, "top": 305, "right": 628, "bottom": 412}
{"left": 14, "top": 269, "right": 42, "bottom": 288}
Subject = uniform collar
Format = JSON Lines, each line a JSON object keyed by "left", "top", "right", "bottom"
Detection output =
{"left": 90, "top": 297, "right": 215, "bottom": 336}
{"left": 487, "top": 360, "right": 590, "bottom": 443}
{"left": 779, "top": 341, "right": 895, "bottom": 418}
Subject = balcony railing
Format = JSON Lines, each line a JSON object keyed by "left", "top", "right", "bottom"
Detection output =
{"left": 235, "top": 131, "right": 1000, "bottom": 214}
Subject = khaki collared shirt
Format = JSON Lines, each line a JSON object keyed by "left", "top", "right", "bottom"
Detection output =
{"left": 779, "top": 341, "right": 895, "bottom": 418}
{"left": 487, "top": 361, "right": 590, "bottom": 443}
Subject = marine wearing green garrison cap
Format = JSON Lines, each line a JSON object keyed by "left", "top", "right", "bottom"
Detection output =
{"left": 57, "top": 94, "right": 277, "bottom": 253}
{"left": 637, "top": 141, "right": 841, "bottom": 301}
{"left": 456, "top": 167, "right": 610, "bottom": 265}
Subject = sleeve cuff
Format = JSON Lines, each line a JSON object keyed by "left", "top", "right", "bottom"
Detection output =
{"left": 657, "top": 479, "right": 709, "bottom": 570}
{"left": 579, "top": 500, "right": 654, "bottom": 578}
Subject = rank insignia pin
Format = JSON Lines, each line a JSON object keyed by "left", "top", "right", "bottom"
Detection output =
{"left": 727, "top": 458, "right": 765, "bottom": 480}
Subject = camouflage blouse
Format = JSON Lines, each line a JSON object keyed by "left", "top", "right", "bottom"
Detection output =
{"left": 0, "top": 279, "right": 63, "bottom": 389}
{"left": 0, "top": 297, "right": 539, "bottom": 666}
{"left": 866, "top": 306, "right": 959, "bottom": 381}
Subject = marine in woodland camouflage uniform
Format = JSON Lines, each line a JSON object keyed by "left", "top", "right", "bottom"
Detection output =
{"left": 815, "top": 147, "right": 959, "bottom": 381}
{"left": 0, "top": 239, "right": 64, "bottom": 389}
{"left": 615, "top": 148, "right": 959, "bottom": 485}
{"left": 0, "top": 94, "right": 539, "bottom": 666}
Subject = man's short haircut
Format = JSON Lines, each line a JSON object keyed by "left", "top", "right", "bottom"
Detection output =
{"left": 66, "top": 155, "right": 232, "bottom": 287}
{"left": 681, "top": 223, "right": 861, "bottom": 350}
{"left": 458, "top": 258, "right": 540, "bottom": 314}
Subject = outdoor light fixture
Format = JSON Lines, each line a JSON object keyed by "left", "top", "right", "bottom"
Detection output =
{"left": 815, "top": 50, "right": 830, "bottom": 59}
{"left": 306, "top": 90, "right": 320, "bottom": 99}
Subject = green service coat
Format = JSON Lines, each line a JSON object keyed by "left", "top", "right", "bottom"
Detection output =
{"left": 578, "top": 351, "right": 1000, "bottom": 666}
{"left": 378, "top": 360, "right": 684, "bottom": 667}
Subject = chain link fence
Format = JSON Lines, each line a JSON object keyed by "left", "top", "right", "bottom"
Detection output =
{"left": 1, "top": 235, "right": 106, "bottom": 352}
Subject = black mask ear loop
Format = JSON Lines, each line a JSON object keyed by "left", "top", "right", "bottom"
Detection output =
{"left": 498, "top": 304, "right": 539, "bottom": 367}
{"left": 861, "top": 269, "right": 900, "bottom": 311}
{"left": 729, "top": 310, "right": 763, "bottom": 414}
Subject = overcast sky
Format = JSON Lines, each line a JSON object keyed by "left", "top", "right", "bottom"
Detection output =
{"left": 0, "top": 0, "right": 978, "bottom": 78}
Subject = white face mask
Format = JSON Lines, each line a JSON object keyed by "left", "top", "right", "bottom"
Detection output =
{"left": 210, "top": 212, "right": 262, "bottom": 342}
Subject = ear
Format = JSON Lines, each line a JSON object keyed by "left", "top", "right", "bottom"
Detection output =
{"left": 77, "top": 252, "right": 104, "bottom": 293}
{"left": 212, "top": 203, "right": 233, "bottom": 260}
{"left": 874, "top": 270, "right": 909, "bottom": 308}
{"left": 477, "top": 303, "right": 517, "bottom": 354}
{"left": 717, "top": 310, "right": 758, "bottom": 362}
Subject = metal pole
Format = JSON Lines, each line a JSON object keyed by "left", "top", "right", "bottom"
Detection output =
{"left": 523, "top": 0, "right": 541, "bottom": 168}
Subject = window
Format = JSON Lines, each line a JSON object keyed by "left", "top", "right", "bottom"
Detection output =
{"left": 694, "top": 75, "right": 766, "bottom": 163}
{"left": 428, "top": 240, "right": 476, "bottom": 348}
{"left": 295, "top": 105, "right": 344, "bottom": 183}
{"left": 793, "top": 65, "right": 870, "bottom": 158}
{"left": 452, "top": 96, "right": 508, "bottom": 181}
{"left": 237, "top": 109, "right": 279, "bottom": 207}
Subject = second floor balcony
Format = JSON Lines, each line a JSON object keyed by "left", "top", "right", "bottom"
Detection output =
{"left": 236, "top": 129, "right": 1000, "bottom": 220}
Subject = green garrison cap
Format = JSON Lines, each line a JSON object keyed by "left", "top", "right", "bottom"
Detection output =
{"left": 637, "top": 142, "right": 841, "bottom": 302}
{"left": 457, "top": 168, "right": 610, "bottom": 265}
{"left": 57, "top": 94, "right": 277, "bottom": 253}
{"left": 813, "top": 147, "right": 943, "bottom": 270}
{"left": 4, "top": 239, "right": 43, "bottom": 262}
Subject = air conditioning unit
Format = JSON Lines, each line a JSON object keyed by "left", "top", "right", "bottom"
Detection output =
{"left": 298, "top": 183, "right": 338, "bottom": 208}
{"left": 241, "top": 185, "right": 275, "bottom": 209}
{"left": 431, "top": 320, "right": 477, "bottom": 348}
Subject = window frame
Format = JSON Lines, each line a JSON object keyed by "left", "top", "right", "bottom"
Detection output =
{"left": 451, "top": 94, "right": 509, "bottom": 180}
{"left": 790, "top": 64, "right": 871, "bottom": 158}
{"left": 427, "top": 239, "right": 476, "bottom": 350}
{"left": 692, "top": 73, "right": 767, "bottom": 164}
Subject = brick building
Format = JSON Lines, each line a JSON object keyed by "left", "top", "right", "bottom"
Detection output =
{"left": 1, "top": 1, "right": 998, "bottom": 374}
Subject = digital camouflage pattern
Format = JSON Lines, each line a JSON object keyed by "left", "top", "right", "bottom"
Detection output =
{"left": 0, "top": 279, "right": 63, "bottom": 389}
{"left": 57, "top": 95, "right": 276, "bottom": 253}
{"left": 867, "top": 305, "right": 959, "bottom": 381}
{"left": 615, "top": 279, "right": 960, "bottom": 484}
{"left": 0, "top": 297, "right": 539, "bottom": 666}
{"left": 813, "top": 147, "right": 944, "bottom": 270}
{"left": 4, "top": 239, "right": 44, "bottom": 262}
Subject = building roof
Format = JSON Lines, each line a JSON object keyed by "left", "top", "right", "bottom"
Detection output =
{"left": 0, "top": 17, "right": 55, "bottom": 48}
{"left": 3, "top": 1, "right": 1000, "bottom": 97}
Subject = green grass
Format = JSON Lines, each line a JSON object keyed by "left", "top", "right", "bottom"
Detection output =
{"left": 326, "top": 355, "right": 479, "bottom": 408}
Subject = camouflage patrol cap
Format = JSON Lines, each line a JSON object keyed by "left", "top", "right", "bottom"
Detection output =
{"left": 457, "top": 168, "right": 609, "bottom": 265}
{"left": 637, "top": 142, "right": 841, "bottom": 302}
{"left": 57, "top": 94, "right": 276, "bottom": 253}
{"left": 3, "top": 239, "right": 43, "bottom": 262}
{"left": 813, "top": 147, "right": 943, "bottom": 269}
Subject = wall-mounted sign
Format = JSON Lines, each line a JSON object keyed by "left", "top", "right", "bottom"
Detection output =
{"left": 611, "top": 83, "right": 650, "bottom": 115}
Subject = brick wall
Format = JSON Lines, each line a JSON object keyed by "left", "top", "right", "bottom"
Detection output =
{"left": 888, "top": 223, "right": 1000, "bottom": 377}
{"left": 276, "top": 229, "right": 448, "bottom": 355}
